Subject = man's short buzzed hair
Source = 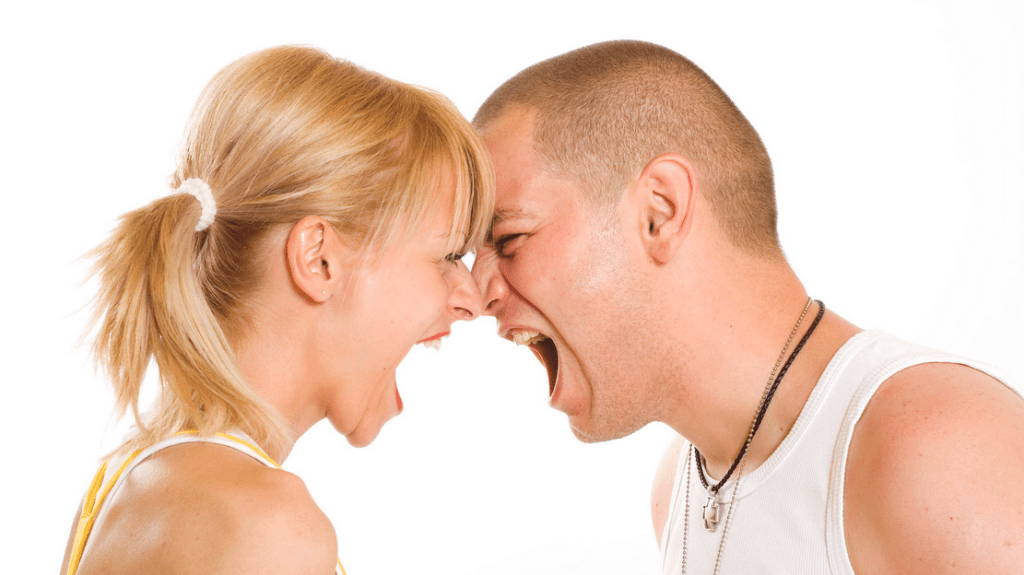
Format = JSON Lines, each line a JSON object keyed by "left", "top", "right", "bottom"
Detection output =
{"left": 474, "top": 40, "right": 781, "bottom": 257}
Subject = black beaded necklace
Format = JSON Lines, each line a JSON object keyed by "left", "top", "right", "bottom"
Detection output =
{"left": 694, "top": 300, "right": 826, "bottom": 516}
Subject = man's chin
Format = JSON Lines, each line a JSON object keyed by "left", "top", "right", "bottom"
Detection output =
{"left": 569, "top": 424, "right": 603, "bottom": 444}
{"left": 568, "top": 417, "right": 646, "bottom": 444}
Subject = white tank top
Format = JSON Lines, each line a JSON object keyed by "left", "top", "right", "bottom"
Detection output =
{"left": 659, "top": 330, "right": 1015, "bottom": 574}
{"left": 67, "top": 431, "right": 346, "bottom": 575}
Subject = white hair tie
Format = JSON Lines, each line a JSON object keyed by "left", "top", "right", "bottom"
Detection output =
{"left": 178, "top": 178, "right": 217, "bottom": 232}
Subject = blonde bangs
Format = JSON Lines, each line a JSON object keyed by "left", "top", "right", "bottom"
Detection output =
{"left": 358, "top": 87, "right": 494, "bottom": 258}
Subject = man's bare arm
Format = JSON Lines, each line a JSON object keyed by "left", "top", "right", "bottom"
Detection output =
{"left": 651, "top": 435, "right": 687, "bottom": 547}
{"left": 845, "top": 362, "right": 1024, "bottom": 574}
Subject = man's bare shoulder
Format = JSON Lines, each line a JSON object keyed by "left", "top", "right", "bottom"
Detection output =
{"left": 651, "top": 434, "right": 688, "bottom": 547}
{"left": 845, "top": 362, "right": 1024, "bottom": 574}
{"left": 78, "top": 442, "right": 337, "bottom": 575}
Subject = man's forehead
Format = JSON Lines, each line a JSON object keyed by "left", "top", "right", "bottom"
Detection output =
{"left": 482, "top": 106, "right": 582, "bottom": 229}
{"left": 488, "top": 164, "right": 586, "bottom": 232}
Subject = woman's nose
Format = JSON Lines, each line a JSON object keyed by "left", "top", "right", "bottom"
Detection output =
{"left": 449, "top": 259, "right": 482, "bottom": 320}
{"left": 470, "top": 246, "right": 507, "bottom": 315}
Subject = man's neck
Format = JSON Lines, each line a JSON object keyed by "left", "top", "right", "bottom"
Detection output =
{"left": 719, "top": 310, "right": 861, "bottom": 476}
{"left": 652, "top": 253, "right": 860, "bottom": 478}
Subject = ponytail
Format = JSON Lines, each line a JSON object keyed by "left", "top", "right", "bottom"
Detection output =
{"left": 89, "top": 190, "right": 290, "bottom": 456}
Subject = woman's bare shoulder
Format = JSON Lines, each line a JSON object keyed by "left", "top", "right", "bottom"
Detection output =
{"left": 75, "top": 442, "right": 336, "bottom": 575}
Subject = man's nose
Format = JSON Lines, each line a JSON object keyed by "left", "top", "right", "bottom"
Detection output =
{"left": 471, "top": 246, "right": 507, "bottom": 316}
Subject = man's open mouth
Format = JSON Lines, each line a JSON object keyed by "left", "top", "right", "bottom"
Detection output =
{"left": 509, "top": 330, "right": 559, "bottom": 396}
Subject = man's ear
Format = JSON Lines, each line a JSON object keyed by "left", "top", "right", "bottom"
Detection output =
{"left": 631, "top": 153, "right": 697, "bottom": 264}
{"left": 285, "top": 216, "right": 349, "bottom": 303}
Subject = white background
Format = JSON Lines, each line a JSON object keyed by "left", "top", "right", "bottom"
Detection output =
{"left": 2, "top": 1, "right": 1021, "bottom": 574}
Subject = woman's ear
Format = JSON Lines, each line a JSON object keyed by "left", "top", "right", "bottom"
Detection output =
{"left": 286, "top": 216, "right": 349, "bottom": 303}
{"left": 630, "top": 153, "right": 697, "bottom": 264}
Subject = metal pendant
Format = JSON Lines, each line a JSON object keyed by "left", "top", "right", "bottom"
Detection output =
{"left": 703, "top": 493, "right": 720, "bottom": 532}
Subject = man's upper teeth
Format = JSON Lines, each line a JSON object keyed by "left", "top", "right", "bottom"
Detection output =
{"left": 511, "top": 330, "right": 549, "bottom": 346}
{"left": 422, "top": 338, "right": 442, "bottom": 351}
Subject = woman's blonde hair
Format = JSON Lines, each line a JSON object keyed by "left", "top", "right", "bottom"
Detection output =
{"left": 89, "top": 45, "right": 494, "bottom": 457}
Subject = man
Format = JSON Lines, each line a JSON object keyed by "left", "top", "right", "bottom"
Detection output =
{"left": 471, "top": 40, "right": 1024, "bottom": 574}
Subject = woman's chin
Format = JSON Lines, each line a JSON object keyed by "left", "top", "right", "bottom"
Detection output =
{"left": 343, "top": 408, "right": 401, "bottom": 448}
{"left": 333, "top": 373, "right": 403, "bottom": 448}
{"left": 344, "top": 425, "right": 382, "bottom": 448}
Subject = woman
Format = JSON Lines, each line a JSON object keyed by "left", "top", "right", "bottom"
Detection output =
{"left": 60, "top": 45, "right": 493, "bottom": 575}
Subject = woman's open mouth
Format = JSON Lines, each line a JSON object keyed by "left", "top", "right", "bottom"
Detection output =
{"left": 509, "top": 330, "right": 559, "bottom": 396}
{"left": 417, "top": 331, "right": 450, "bottom": 351}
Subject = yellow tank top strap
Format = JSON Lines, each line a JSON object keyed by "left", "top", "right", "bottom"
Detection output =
{"left": 67, "top": 432, "right": 348, "bottom": 575}
{"left": 65, "top": 448, "right": 144, "bottom": 575}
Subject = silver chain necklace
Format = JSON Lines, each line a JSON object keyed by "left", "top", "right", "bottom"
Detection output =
{"left": 680, "top": 298, "right": 823, "bottom": 574}
{"left": 680, "top": 443, "right": 749, "bottom": 575}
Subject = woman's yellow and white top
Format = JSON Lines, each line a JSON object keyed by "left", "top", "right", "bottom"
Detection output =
{"left": 66, "top": 430, "right": 346, "bottom": 575}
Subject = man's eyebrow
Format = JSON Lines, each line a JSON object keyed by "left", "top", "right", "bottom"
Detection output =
{"left": 491, "top": 209, "right": 531, "bottom": 224}
{"left": 485, "top": 209, "right": 531, "bottom": 243}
